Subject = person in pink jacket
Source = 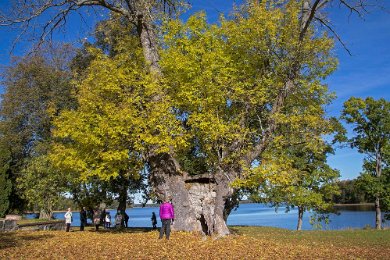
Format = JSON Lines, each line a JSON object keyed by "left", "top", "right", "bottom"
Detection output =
{"left": 159, "top": 197, "right": 175, "bottom": 240}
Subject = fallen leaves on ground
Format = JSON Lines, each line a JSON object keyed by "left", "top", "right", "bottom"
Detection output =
{"left": 0, "top": 227, "right": 389, "bottom": 259}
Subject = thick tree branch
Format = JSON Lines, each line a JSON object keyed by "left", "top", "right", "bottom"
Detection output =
{"left": 244, "top": 79, "right": 295, "bottom": 165}
{"left": 300, "top": 0, "right": 323, "bottom": 41}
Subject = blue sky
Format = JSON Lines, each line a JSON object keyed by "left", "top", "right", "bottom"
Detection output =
{"left": 1, "top": 1, "right": 389, "bottom": 180}
{"left": 323, "top": 4, "right": 390, "bottom": 179}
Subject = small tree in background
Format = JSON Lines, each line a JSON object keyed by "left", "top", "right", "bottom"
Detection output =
{"left": 0, "top": 173, "right": 11, "bottom": 218}
{"left": 0, "top": 46, "right": 76, "bottom": 215}
{"left": 237, "top": 141, "right": 340, "bottom": 231}
{"left": 342, "top": 97, "right": 390, "bottom": 229}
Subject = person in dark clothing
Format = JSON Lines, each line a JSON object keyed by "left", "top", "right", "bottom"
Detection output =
{"left": 151, "top": 212, "right": 157, "bottom": 229}
{"left": 123, "top": 211, "right": 129, "bottom": 228}
{"left": 80, "top": 207, "right": 87, "bottom": 231}
{"left": 100, "top": 208, "right": 107, "bottom": 229}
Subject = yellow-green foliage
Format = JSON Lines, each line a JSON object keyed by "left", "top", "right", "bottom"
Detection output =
{"left": 161, "top": 1, "right": 336, "bottom": 170}
{"left": 51, "top": 1, "right": 338, "bottom": 186}
{"left": 51, "top": 37, "right": 185, "bottom": 182}
{"left": 163, "top": 1, "right": 340, "bottom": 213}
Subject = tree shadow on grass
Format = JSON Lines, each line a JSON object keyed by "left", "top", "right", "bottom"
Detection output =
{"left": 86, "top": 226, "right": 157, "bottom": 234}
{"left": 0, "top": 232, "right": 55, "bottom": 250}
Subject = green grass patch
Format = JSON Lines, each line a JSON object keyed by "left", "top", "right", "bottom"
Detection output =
{"left": 230, "top": 226, "right": 390, "bottom": 247}
{"left": 16, "top": 219, "right": 59, "bottom": 225}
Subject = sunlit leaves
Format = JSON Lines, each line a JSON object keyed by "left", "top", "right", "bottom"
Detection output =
{"left": 160, "top": 1, "right": 337, "bottom": 174}
{"left": 0, "top": 48, "right": 76, "bottom": 214}
{"left": 51, "top": 41, "right": 186, "bottom": 181}
{"left": 342, "top": 97, "right": 390, "bottom": 222}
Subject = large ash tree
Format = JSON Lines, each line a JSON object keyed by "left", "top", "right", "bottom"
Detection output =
{"left": 0, "top": 0, "right": 380, "bottom": 235}
{"left": 157, "top": 1, "right": 338, "bottom": 235}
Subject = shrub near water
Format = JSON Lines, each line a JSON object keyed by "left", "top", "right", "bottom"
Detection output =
{"left": 1, "top": 227, "right": 389, "bottom": 259}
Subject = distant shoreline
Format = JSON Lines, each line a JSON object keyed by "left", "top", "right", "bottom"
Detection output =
{"left": 334, "top": 203, "right": 374, "bottom": 206}
{"left": 23, "top": 202, "right": 375, "bottom": 214}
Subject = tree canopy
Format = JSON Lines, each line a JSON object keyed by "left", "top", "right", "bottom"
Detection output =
{"left": 342, "top": 97, "right": 390, "bottom": 229}
{"left": 0, "top": 1, "right": 387, "bottom": 235}
{"left": 0, "top": 47, "right": 75, "bottom": 216}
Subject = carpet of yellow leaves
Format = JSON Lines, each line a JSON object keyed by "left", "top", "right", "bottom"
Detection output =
{"left": 0, "top": 227, "right": 389, "bottom": 259}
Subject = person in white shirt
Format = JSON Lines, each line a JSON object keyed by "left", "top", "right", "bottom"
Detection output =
{"left": 64, "top": 208, "right": 72, "bottom": 232}
{"left": 105, "top": 212, "right": 111, "bottom": 229}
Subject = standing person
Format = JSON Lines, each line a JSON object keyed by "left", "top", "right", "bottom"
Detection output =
{"left": 64, "top": 208, "right": 72, "bottom": 232}
{"left": 123, "top": 211, "right": 129, "bottom": 228}
{"left": 105, "top": 212, "right": 111, "bottom": 229}
{"left": 159, "top": 197, "right": 174, "bottom": 240}
{"left": 80, "top": 207, "right": 87, "bottom": 231}
{"left": 151, "top": 212, "right": 157, "bottom": 229}
{"left": 115, "top": 210, "right": 123, "bottom": 228}
{"left": 93, "top": 208, "right": 101, "bottom": 231}
{"left": 100, "top": 208, "right": 106, "bottom": 229}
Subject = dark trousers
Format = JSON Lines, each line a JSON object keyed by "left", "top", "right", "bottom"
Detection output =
{"left": 80, "top": 220, "right": 86, "bottom": 231}
{"left": 66, "top": 223, "right": 71, "bottom": 232}
{"left": 159, "top": 219, "right": 172, "bottom": 239}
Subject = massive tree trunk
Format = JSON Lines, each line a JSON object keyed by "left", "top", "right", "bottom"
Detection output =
{"left": 148, "top": 154, "right": 238, "bottom": 236}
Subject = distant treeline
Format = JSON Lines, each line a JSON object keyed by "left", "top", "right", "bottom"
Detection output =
{"left": 47, "top": 179, "right": 366, "bottom": 212}
{"left": 332, "top": 179, "right": 367, "bottom": 204}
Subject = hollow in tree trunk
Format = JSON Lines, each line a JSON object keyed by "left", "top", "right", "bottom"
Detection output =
{"left": 148, "top": 154, "right": 238, "bottom": 236}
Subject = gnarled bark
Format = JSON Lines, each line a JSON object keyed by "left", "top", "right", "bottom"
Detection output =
{"left": 148, "top": 154, "right": 238, "bottom": 236}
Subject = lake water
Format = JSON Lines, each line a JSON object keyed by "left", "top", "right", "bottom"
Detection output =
{"left": 26, "top": 203, "right": 389, "bottom": 230}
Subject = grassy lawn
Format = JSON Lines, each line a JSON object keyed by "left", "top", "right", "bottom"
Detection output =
{"left": 0, "top": 226, "right": 389, "bottom": 259}
{"left": 16, "top": 219, "right": 60, "bottom": 225}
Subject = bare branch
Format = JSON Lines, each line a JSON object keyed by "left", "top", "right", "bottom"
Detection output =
{"left": 339, "top": 0, "right": 368, "bottom": 17}
{"left": 0, "top": 0, "right": 185, "bottom": 75}
{"left": 73, "top": 0, "right": 131, "bottom": 17}
{"left": 0, "top": 1, "right": 69, "bottom": 26}
{"left": 315, "top": 16, "right": 352, "bottom": 56}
